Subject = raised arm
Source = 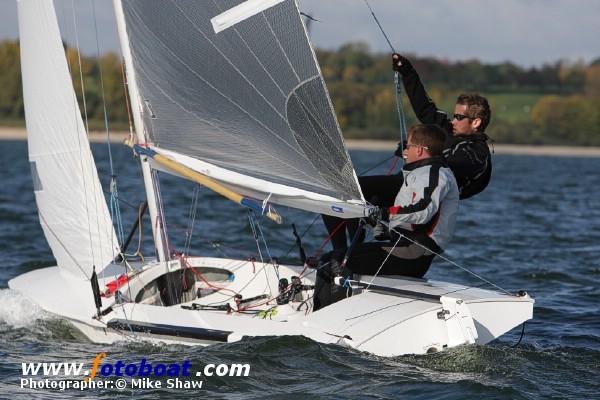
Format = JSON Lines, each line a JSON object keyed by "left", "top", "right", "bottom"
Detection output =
{"left": 392, "top": 54, "right": 453, "bottom": 135}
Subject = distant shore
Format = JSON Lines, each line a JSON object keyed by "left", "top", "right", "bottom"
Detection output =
{"left": 3, "top": 126, "right": 600, "bottom": 157}
{"left": 0, "top": 126, "right": 130, "bottom": 144}
{"left": 344, "top": 139, "right": 600, "bottom": 157}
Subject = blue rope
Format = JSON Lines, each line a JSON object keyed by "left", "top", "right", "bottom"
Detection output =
{"left": 394, "top": 72, "right": 409, "bottom": 147}
{"left": 91, "top": 0, "right": 126, "bottom": 247}
{"left": 110, "top": 176, "right": 125, "bottom": 245}
{"left": 342, "top": 277, "right": 351, "bottom": 288}
{"left": 90, "top": 0, "right": 115, "bottom": 176}
{"left": 363, "top": 0, "right": 408, "bottom": 148}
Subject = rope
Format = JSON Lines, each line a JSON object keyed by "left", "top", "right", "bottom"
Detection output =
{"left": 253, "top": 213, "right": 275, "bottom": 266}
{"left": 153, "top": 170, "right": 170, "bottom": 260}
{"left": 253, "top": 214, "right": 279, "bottom": 280}
{"left": 363, "top": 0, "right": 407, "bottom": 165}
{"left": 383, "top": 223, "right": 513, "bottom": 295}
{"left": 247, "top": 210, "right": 274, "bottom": 294}
{"left": 179, "top": 256, "right": 239, "bottom": 297}
{"left": 207, "top": 240, "right": 230, "bottom": 259}
{"left": 111, "top": 1, "right": 135, "bottom": 141}
{"left": 90, "top": 0, "right": 114, "bottom": 176}
{"left": 352, "top": 277, "right": 505, "bottom": 349}
{"left": 63, "top": 0, "right": 97, "bottom": 277}
{"left": 209, "top": 260, "right": 275, "bottom": 306}
{"left": 151, "top": 171, "right": 178, "bottom": 304}
{"left": 314, "top": 219, "right": 347, "bottom": 260}
{"left": 279, "top": 215, "right": 319, "bottom": 261}
{"left": 363, "top": 0, "right": 396, "bottom": 53}
{"left": 365, "top": 234, "right": 403, "bottom": 290}
{"left": 276, "top": 152, "right": 400, "bottom": 263}
{"left": 238, "top": 261, "right": 331, "bottom": 312}
{"left": 345, "top": 280, "right": 490, "bottom": 322}
{"left": 512, "top": 322, "right": 526, "bottom": 347}
{"left": 101, "top": 190, "right": 139, "bottom": 210}
{"left": 385, "top": 155, "right": 400, "bottom": 175}
{"left": 90, "top": 0, "right": 125, "bottom": 260}
{"left": 133, "top": 204, "right": 145, "bottom": 260}
{"left": 184, "top": 185, "right": 200, "bottom": 255}
{"left": 122, "top": 202, "right": 145, "bottom": 261}
{"left": 359, "top": 155, "right": 395, "bottom": 176}
{"left": 247, "top": 211, "right": 265, "bottom": 264}
{"left": 70, "top": 0, "right": 90, "bottom": 137}
{"left": 110, "top": 177, "right": 125, "bottom": 245}
{"left": 95, "top": 311, "right": 138, "bottom": 341}
{"left": 177, "top": 254, "right": 292, "bottom": 314}
{"left": 394, "top": 71, "right": 408, "bottom": 146}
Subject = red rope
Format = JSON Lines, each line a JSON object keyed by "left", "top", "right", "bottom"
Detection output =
{"left": 178, "top": 255, "right": 239, "bottom": 297}
{"left": 314, "top": 219, "right": 346, "bottom": 259}
{"left": 177, "top": 153, "right": 402, "bottom": 313}
{"left": 386, "top": 156, "right": 400, "bottom": 175}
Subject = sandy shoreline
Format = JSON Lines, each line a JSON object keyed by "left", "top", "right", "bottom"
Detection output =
{"left": 0, "top": 126, "right": 130, "bottom": 144}
{"left": 3, "top": 126, "right": 600, "bottom": 157}
{"left": 344, "top": 139, "right": 600, "bottom": 157}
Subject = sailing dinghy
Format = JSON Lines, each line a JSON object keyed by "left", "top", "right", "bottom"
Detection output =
{"left": 9, "top": 0, "right": 533, "bottom": 357}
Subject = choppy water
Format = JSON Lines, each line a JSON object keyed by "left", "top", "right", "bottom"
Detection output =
{"left": 1, "top": 140, "right": 599, "bottom": 399}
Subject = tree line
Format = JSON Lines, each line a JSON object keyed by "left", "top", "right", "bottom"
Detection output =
{"left": 1, "top": 40, "right": 599, "bottom": 145}
{"left": 0, "top": 40, "right": 128, "bottom": 129}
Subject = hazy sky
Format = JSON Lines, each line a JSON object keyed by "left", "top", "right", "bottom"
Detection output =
{"left": 1, "top": 0, "right": 598, "bottom": 67}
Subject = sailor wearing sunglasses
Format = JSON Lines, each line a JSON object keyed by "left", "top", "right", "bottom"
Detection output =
{"left": 393, "top": 53, "right": 492, "bottom": 200}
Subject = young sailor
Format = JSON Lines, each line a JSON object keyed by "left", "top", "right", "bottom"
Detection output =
{"left": 392, "top": 53, "right": 492, "bottom": 200}
{"left": 314, "top": 124, "right": 459, "bottom": 310}
{"left": 321, "top": 54, "right": 493, "bottom": 248}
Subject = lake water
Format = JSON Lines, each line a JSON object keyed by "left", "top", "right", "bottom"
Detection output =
{"left": 1, "top": 140, "right": 599, "bottom": 399}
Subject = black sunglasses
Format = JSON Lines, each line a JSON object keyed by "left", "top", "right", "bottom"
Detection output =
{"left": 453, "top": 113, "right": 474, "bottom": 121}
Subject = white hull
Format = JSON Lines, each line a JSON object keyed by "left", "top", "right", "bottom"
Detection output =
{"left": 8, "top": 257, "right": 533, "bottom": 357}
{"left": 13, "top": 0, "right": 533, "bottom": 359}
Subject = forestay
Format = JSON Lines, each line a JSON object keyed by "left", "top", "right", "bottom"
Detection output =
{"left": 18, "top": 0, "right": 119, "bottom": 279}
{"left": 119, "top": 0, "right": 366, "bottom": 216}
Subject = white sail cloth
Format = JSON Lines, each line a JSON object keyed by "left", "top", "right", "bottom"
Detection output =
{"left": 18, "top": 0, "right": 119, "bottom": 279}
{"left": 119, "top": 0, "right": 366, "bottom": 214}
{"left": 149, "top": 146, "right": 369, "bottom": 218}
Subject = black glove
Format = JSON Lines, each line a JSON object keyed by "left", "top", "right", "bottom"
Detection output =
{"left": 367, "top": 206, "right": 390, "bottom": 226}
{"left": 392, "top": 53, "right": 413, "bottom": 74}
{"left": 394, "top": 140, "right": 408, "bottom": 157}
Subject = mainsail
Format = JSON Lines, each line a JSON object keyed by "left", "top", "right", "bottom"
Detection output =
{"left": 18, "top": 0, "right": 119, "bottom": 279}
{"left": 118, "top": 0, "right": 367, "bottom": 217}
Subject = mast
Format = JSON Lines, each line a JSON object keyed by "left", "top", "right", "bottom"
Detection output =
{"left": 112, "top": 0, "right": 168, "bottom": 262}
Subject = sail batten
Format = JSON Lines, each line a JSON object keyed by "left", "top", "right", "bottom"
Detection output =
{"left": 211, "top": 0, "right": 286, "bottom": 34}
{"left": 120, "top": 0, "right": 364, "bottom": 205}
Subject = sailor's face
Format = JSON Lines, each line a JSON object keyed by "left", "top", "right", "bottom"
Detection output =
{"left": 452, "top": 104, "right": 480, "bottom": 135}
{"left": 403, "top": 137, "right": 425, "bottom": 164}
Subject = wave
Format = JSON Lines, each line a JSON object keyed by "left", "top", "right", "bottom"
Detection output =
{"left": 0, "top": 288, "right": 47, "bottom": 328}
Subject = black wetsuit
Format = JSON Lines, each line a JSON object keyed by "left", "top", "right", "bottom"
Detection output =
{"left": 322, "top": 58, "right": 493, "bottom": 252}
{"left": 399, "top": 58, "right": 492, "bottom": 200}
